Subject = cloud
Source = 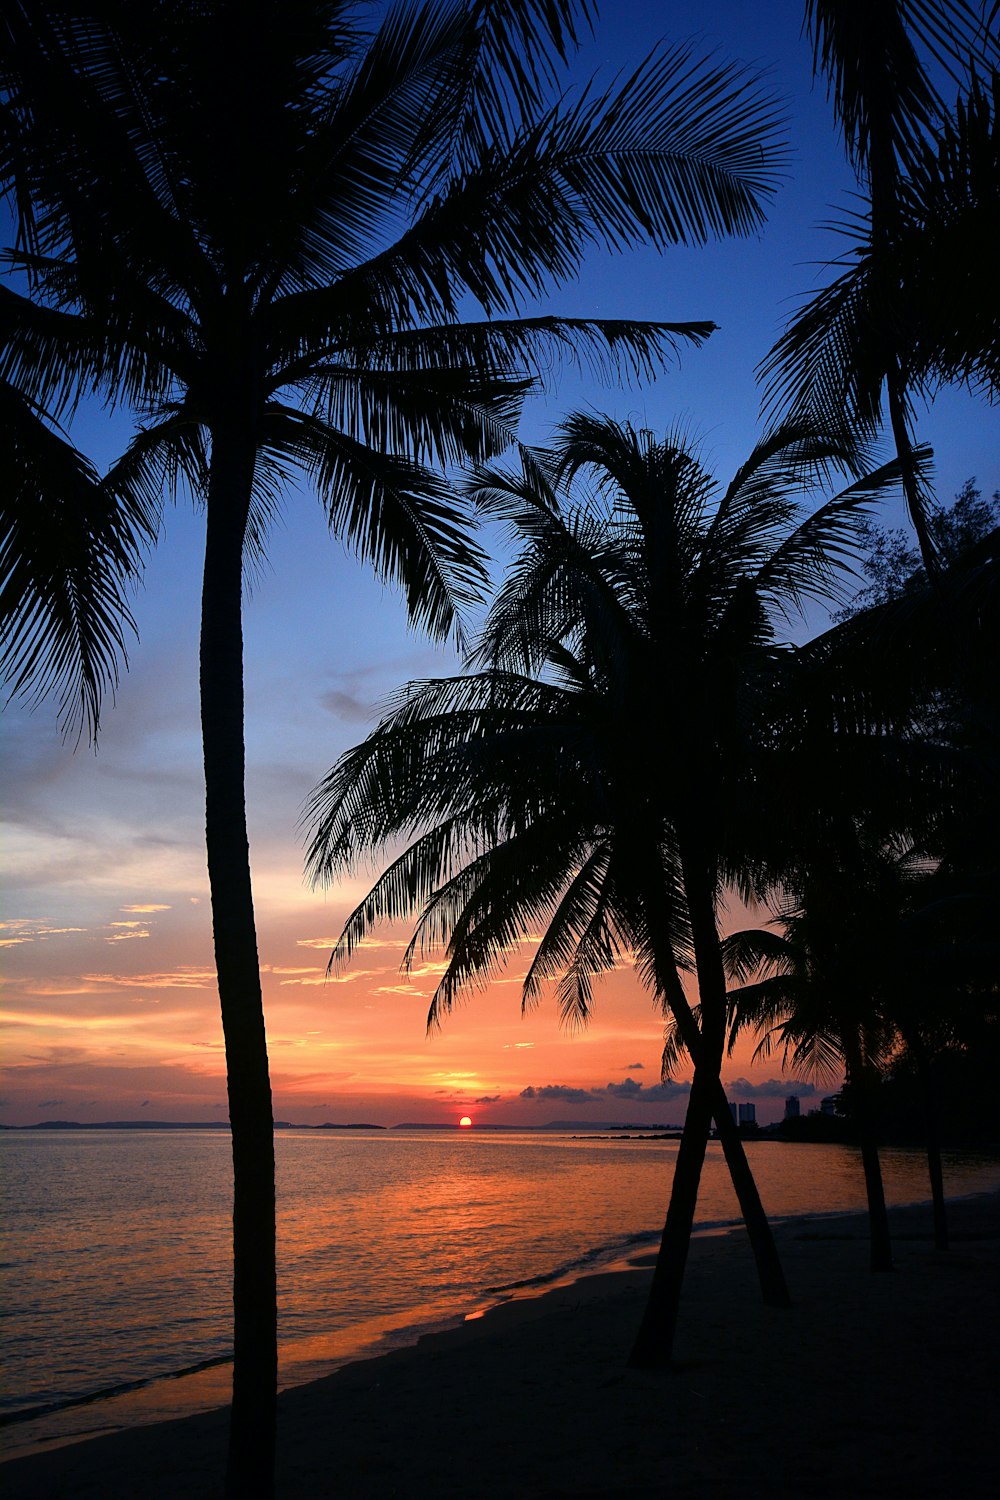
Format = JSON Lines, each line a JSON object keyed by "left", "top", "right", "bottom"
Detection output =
{"left": 82, "top": 968, "right": 214, "bottom": 989}
{"left": 0, "top": 919, "right": 87, "bottom": 946}
{"left": 604, "top": 1078, "right": 691, "bottom": 1102}
{"left": 520, "top": 1078, "right": 692, "bottom": 1105}
{"left": 723, "top": 1077, "right": 819, "bottom": 1100}
{"left": 475, "top": 1095, "right": 501, "bottom": 1104}
{"left": 121, "top": 905, "right": 172, "bottom": 914}
{"left": 502, "top": 1041, "right": 534, "bottom": 1050}
{"left": 320, "top": 689, "right": 375, "bottom": 724}
{"left": 104, "top": 925, "right": 151, "bottom": 941}
{"left": 520, "top": 1084, "right": 594, "bottom": 1104}
{"left": 626, "top": 1062, "right": 644, "bottom": 1071}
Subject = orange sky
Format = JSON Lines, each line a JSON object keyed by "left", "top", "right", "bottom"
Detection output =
{"left": 0, "top": 851, "right": 824, "bottom": 1126}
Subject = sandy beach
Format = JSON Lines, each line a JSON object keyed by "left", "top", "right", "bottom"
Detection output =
{"left": 3, "top": 1193, "right": 997, "bottom": 1499}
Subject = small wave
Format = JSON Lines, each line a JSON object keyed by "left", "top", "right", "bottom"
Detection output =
{"left": 482, "top": 1228, "right": 662, "bottom": 1296}
{"left": 0, "top": 1354, "right": 231, "bottom": 1430}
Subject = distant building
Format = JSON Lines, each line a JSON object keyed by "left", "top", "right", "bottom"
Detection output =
{"left": 737, "top": 1102, "right": 756, "bottom": 1125}
{"left": 728, "top": 1101, "right": 738, "bottom": 1126}
{"left": 820, "top": 1096, "right": 838, "bottom": 1116}
{"left": 784, "top": 1096, "right": 800, "bottom": 1120}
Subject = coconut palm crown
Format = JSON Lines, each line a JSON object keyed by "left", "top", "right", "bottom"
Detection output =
{"left": 2, "top": 0, "right": 787, "bottom": 737}
{"left": 307, "top": 411, "right": 922, "bottom": 1364}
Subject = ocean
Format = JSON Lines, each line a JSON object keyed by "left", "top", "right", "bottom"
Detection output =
{"left": 2, "top": 1128, "right": 998, "bottom": 1458}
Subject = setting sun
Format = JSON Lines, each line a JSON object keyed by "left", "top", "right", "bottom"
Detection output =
{"left": 459, "top": 1116, "right": 473, "bottom": 1128}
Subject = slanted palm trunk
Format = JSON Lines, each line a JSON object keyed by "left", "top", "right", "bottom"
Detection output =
{"left": 628, "top": 1060, "right": 717, "bottom": 1367}
{"left": 710, "top": 1084, "right": 790, "bottom": 1305}
{"left": 201, "top": 422, "right": 277, "bottom": 1498}
{"left": 660, "top": 968, "right": 790, "bottom": 1308}
{"left": 907, "top": 1031, "right": 948, "bottom": 1252}
{"left": 845, "top": 1037, "right": 892, "bottom": 1274}
{"left": 629, "top": 847, "right": 730, "bottom": 1367}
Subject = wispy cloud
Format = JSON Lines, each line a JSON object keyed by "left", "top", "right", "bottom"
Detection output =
{"left": 121, "top": 904, "right": 172, "bottom": 914}
{"left": 83, "top": 968, "right": 214, "bottom": 989}
{"left": 0, "top": 919, "right": 87, "bottom": 947}
{"left": 105, "top": 922, "right": 151, "bottom": 942}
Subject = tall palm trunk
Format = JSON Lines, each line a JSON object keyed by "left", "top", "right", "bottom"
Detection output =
{"left": 660, "top": 967, "right": 790, "bottom": 1307}
{"left": 202, "top": 423, "right": 277, "bottom": 1498}
{"left": 629, "top": 846, "right": 729, "bottom": 1367}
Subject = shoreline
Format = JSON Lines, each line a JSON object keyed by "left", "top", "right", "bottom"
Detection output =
{"left": 1, "top": 1187, "right": 978, "bottom": 1461}
{"left": 2, "top": 1190, "right": 998, "bottom": 1497}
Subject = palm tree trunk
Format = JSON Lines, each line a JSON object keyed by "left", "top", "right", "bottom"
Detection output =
{"left": 711, "top": 1086, "right": 791, "bottom": 1306}
{"left": 629, "top": 845, "right": 729, "bottom": 1366}
{"left": 909, "top": 1032, "right": 948, "bottom": 1251}
{"left": 846, "top": 1043, "right": 892, "bottom": 1273}
{"left": 202, "top": 426, "right": 277, "bottom": 1498}
{"left": 659, "top": 968, "right": 790, "bottom": 1307}
{"left": 628, "top": 1061, "right": 716, "bottom": 1368}
{"left": 887, "top": 368, "right": 938, "bottom": 578}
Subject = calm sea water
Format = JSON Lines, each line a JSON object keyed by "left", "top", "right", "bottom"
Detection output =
{"left": 2, "top": 1129, "right": 998, "bottom": 1457}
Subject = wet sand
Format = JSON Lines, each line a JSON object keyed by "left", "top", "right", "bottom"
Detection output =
{"left": 3, "top": 1193, "right": 997, "bottom": 1498}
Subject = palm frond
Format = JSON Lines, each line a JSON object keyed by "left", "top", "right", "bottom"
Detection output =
{"left": 0, "top": 381, "right": 157, "bottom": 739}
{"left": 319, "top": 40, "right": 786, "bottom": 322}
{"left": 751, "top": 449, "right": 935, "bottom": 618}
{"left": 263, "top": 405, "right": 490, "bottom": 641}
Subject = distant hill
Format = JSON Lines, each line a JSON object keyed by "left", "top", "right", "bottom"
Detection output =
{"left": 543, "top": 1119, "right": 685, "bottom": 1132}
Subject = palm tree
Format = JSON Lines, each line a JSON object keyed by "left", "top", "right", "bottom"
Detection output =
{"left": 723, "top": 861, "right": 906, "bottom": 1273}
{"left": 1, "top": 3, "right": 789, "bottom": 1487}
{"left": 307, "top": 412, "right": 914, "bottom": 1366}
{"left": 763, "top": 2, "right": 999, "bottom": 571}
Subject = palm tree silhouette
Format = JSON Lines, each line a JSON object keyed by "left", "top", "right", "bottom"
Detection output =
{"left": 763, "top": 2, "right": 999, "bottom": 572}
{"left": 1, "top": 3, "right": 789, "bottom": 1486}
{"left": 308, "top": 412, "right": 914, "bottom": 1365}
{"left": 723, "top": 860, "right": 907, "bottom": 1273}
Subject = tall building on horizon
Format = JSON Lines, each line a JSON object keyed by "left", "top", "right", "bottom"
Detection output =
{"left": 784, "top": 1095, "right": 800, "bottom": 1120}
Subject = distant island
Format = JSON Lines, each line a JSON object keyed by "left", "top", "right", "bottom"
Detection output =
{"left": 6, "top": 1117, "right": 685, "bottom": 1133}
{"left": 0, "top": 1119, "right": 385, "bottom": 1132}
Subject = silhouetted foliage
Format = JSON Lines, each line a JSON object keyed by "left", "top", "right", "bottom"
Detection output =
{"left": 764, "top": 4, "right": 1000, "bottom": 571}
{"left": 836, "top": 479, "right": 1000, "bottom": 618}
